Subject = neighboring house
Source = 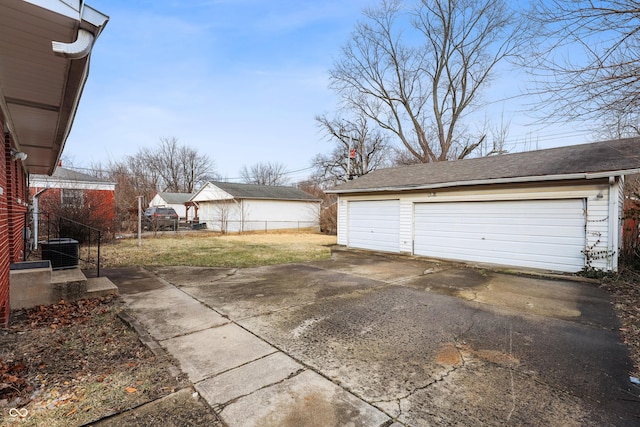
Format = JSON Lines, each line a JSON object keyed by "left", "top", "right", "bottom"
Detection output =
{"left": 190, "top": 182, "right": 321, "bottom": 233}
{"left": 30, "top": 166, "right": 116, "bottom": 234}
{"left": 329, "top": 138, "right": 640, "bottom": 273}
{"left": 0, "top": 0, "right": 108, "bottom": 326}
{"left": 149, "top": 192, "right": 195, "bottom": 220}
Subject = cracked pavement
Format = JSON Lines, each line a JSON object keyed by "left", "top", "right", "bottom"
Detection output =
{"left": 108, "top": 250, "right": 640, "bottom": 426}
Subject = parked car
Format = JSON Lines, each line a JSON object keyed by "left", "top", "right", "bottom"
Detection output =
{"left": 143, "top": 207, "right": 179, "bottom": 231}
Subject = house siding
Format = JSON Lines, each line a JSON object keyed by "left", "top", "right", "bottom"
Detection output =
{"left": 199, "top": 200, "right": 240, "bottom": 232}
{"left": 586, "top": 195, "right": 610, "bottom": 270}
{"left": 337, "top": 180, "right": 613, "bottom": 272}
{"left": 337, "top": 199, "right": 347, "bottom": 245}
{"left": 1, "top": 120, "right": 29, "bottom": 326}
{"left": 1, "top": 115, "right": 9, "bottom": 326}
{"left": 30, "top": 183, "right": 116, "bottom": 235}
{"left": 618, "top": 176, "right": 625, "bottom": 262}
{"left": 199, "top": 199, "right": 320, "bottom": 233}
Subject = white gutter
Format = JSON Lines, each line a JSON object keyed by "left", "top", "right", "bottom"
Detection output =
{"left": 52, "top": 29, "right": 95, "bottom": 59}
{"left": 327, "top": 168, "right": 640, "bottom": 194}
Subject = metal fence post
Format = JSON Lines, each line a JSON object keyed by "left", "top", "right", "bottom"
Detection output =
{"left": 97, "top": 230, "right": 101, "bottom": 277}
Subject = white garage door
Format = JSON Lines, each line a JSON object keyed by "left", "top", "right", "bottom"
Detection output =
{"left": 348, "top": 200, "right": 400, "bottom": 253}
{"left": 414, "top": 199, "right": 586, "bottom": 272}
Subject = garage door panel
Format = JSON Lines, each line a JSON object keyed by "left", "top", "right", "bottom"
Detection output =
{"left": 414, "top": 199, "right": 586, "bottom": 272}
{"left": 433, "top": 239, "right": 575, "bottom": 258}
{"left": 418, "top": 229, "right": 586, "bottom": 245}
{"left": 428, "top": 243, "right": 584, "bottom": 271}
{"left": 349, "top": 200, "right": 400, "bottom": 253}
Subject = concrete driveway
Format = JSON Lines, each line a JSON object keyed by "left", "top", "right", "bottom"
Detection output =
{"left": 108, "top": 250, "right": 639, "bottom": 426}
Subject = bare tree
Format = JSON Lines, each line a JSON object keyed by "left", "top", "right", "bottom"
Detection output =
{"left": 99, "top": 157, "right": 158, "bottom": 232}
{"left": 597, "top": 110, "right": 640, "bottom": 140}
{"left": 240, "top": 162, "right": 289, "bottom": 186}
{"left": 313, "top": 113, "right": 391, "bottom": 185}
{"left": 525, "top": 1, "right": 640, "bottom": 123}
{"left": 143, "top": 137, "right": 215, "bottom": 192}
{"left": 93, "top": 137, "right": 215, "bottom": 232}
{"left": 330, "top": 0, "right": 525, "bottom": 163}
{"left": 298, "top": 180, "right": 338, "bottom": 235}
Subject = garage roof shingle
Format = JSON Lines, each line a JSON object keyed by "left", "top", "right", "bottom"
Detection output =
{"left": 330, "top": 137, "right": 640, "bottom": 193}
{"left": 211, "top": 181, "right": 320, "bottom": 201}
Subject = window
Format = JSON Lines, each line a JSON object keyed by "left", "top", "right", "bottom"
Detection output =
{"left": 61, "top": 189, "right": 83, "bottom": 206}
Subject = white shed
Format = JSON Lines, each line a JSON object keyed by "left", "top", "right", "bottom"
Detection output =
{"left": 329, "top": 138, "right": 640, "bottom": 273}
{"left": 190, "top": 182, "right": 321, "bottom": 233}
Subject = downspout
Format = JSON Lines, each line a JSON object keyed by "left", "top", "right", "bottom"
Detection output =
{"left": 52, "top": 29, "right": 95, "bottom": 59}
{"left": 608, "top": 176, "right": 619, "bottom": 271}
{"left": 33, "top": 188, "right": 50, "bottom": 250}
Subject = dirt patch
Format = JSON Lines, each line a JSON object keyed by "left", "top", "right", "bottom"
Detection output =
{"left": 435, "top": 343, "right": 463, "bottom": 367}
{"left": 92, "top": 387, "right": 223, "bottom": 426}
{"left": 0, "top": 297, "right": 224, "bottom": 426}
{"left": 600, "top": 269, "right": 640, "bottom": 378}
{"left": 220, "top": 232, "right": 335, "bottom": 246}
{"left": 99, "top": 232, "right": 336, "bottom": 268}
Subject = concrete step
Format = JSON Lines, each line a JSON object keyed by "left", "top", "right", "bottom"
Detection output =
{"left": 51, "top": 268, "right": 87, "bottom": 301}
{"left": 86, "top": 276, "right": 118, "bottom": 298}
{"left": 11, "top": 266, "right": 119, "bottom": 310}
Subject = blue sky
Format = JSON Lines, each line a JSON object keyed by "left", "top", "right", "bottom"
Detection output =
{"left": 64, "top": 0, "right": 590, "bottom": 182}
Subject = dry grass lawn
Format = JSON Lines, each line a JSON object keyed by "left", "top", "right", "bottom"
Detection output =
{"left": 98, "top": 232, "right": 337, "bottom": 268}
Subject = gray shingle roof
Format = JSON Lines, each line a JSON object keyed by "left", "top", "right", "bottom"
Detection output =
{"left": 158, "top": 192, "right": 193, "bottom": 204}
{"left": 211, "top": 181, "right": 320, "bottom": 201}
{"left": 31, "top": 167, "right": 114, "bottom": 184}
{"left": 330, "top": 137, "right": 640, "bottom": 193}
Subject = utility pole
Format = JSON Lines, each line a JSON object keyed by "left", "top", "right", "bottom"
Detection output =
{"left": 137, "top": 196, "right": 143, "bottom": 247}
{"left": 347, "top": 137, "right": 356, "bottom": 180}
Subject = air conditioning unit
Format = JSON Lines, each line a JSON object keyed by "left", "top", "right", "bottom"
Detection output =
{"left": 41, "top": 238, "right": 79, "bottom": 269}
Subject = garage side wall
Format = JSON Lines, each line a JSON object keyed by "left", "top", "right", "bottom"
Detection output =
{"left": 337, "top": 198, "right": 347, "bottom": 245}
{"left": 198, "top": 200, "right": 240, "bottom": 232}
{"left": 337, "top": 181, "right": 614, "bottom": 272}
{"left": 241, "top": 200, "right": 320, "bottom": 232}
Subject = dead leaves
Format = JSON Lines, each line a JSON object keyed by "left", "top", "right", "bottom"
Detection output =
{"left": 0, "top": 294, "right": 187, "bottom": 425}
{"left": 0, "top": 359, "right": 31, "bottom": 401}
{"left": 25, "top": 296, "right": 115, "bottom": 329}
{"left": 601, "top": 269, "right": 640, "bottom": 377}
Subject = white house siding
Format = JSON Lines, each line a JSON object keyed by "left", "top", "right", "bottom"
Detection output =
{"left": 618, "top": 176, "right": 625, "bottom": 265}
{"left": 586, "top": 194, "right": 610, "bottom": 270}
{"left": 241, "top": 200, "right": 320, "bottom": 232}
{"left": 198, "top": 199, "right": 319, "bottom": 233}
{"left": 337, "top": 199, "right": 348, "bottom": 245}
{"left": 198, "top": 200, "right": 240, "bottom": 232}
{"left": 337, "top": 180, "right": 617, "bottom": 272}
{"left": 191, "top": 184, "right": 234, "bottom": 202}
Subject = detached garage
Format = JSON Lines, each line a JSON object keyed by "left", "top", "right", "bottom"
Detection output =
{"left": 330, "top": 138, "right": 640, "bottom": 273}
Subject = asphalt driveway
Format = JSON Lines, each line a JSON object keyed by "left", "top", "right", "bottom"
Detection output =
{"left": 109, "top": 250, "right": 639, "bottom": 426}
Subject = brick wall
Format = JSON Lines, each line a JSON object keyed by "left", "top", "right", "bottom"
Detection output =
{"left": 0, "top": 115, "right": 9, "bottom": 326}
{"left": 1, "top": 116, "right": 29, "bottom": 327}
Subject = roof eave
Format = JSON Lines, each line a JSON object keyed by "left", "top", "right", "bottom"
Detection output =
{"left": 1, "top": 0, "right": 109, "bottom": 176}
{"left": 328, "top": 169, "right": 640, "bottom": 195}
